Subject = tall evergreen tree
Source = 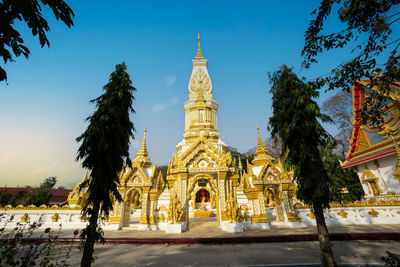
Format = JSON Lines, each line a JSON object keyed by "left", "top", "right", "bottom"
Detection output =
{"left": 268, "top": 65, "right": 337, "bottom": 266}
{"left": 76, "top": 62, "right": 136, "bottom": 267}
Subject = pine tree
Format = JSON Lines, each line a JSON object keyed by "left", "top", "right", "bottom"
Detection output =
{"left": 268, "top": 65, "right": 337, "bottom": 267}
{"left": 76, "top": 62, "right": 136, "bottom": 267}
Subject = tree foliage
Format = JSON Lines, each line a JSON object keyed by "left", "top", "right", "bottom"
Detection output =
{"left": 303, "top": 0, "right": 400, "bottom": 119}
{"left": 320, "top": 140, "right": 364, "bottom": 202}
{"left": 0, "top": 176, "right": 57, "bottom": 206}
{"left": 76, "top": 62, "right": 136, "bottom": 217}
{"left": 227, "top": 148, "right": 255, "bottom": 172}
{"left": 76, "top": 62, "right": 136, "bottom": 266}
{"left": 269, "top": 65, "right": 333, "bottom": 207}
{"left": 0, "top": 0, "right": 74, "bottom": 82}
{"left": 381, "top": 251, "right": 400, "bottom": 266}
{"left": 268, "top": 65, "right": 337, "bottom": 266}
{"left": 40, "top": 176, "right": 57, "bottom": 189}
{"left": 264, "top": 136, "right": 283, "bottom": 162}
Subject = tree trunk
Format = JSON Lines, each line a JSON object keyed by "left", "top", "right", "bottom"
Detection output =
{"left": 80, "top": 200, "right": 100, "bottom": 267}
{"left": 313, "top": 202, "right": 337, "bottom": 267}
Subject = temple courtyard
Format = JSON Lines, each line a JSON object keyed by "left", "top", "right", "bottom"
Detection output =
{"left": 42, "top": 221, "right": 400, "bottom": 266}
{"left": 66, "top": 241, "right": 398, "bottom": 266}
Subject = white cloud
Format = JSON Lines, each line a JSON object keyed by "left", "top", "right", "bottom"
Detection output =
{"left": 164, "top": 75, "right": 177, "bottom": 87}
{"left": 153, "top": 97, "right": 178, "bottom": 112}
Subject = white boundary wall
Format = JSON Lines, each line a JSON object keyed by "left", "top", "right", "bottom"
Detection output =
{"left": 297, "top": 206, "right": 400, "bottom": 226}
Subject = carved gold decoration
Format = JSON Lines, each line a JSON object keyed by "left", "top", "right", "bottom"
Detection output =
{"left": 368, "top": 208, "right": 379, "bottom": 217}
{"left": 337, "top": 209, "right": 348, "bottom": 218}
{"left": 168, "top": 191, "right": 183, "bottom": 224}
{"left": 251, "top": 214, "right": 269, "bottom": 223}
{"left": 354, "top": 127, "right": 371, "bottom": 153}
{"left": 240, "top": 204, "right": 249, "bottom": 210}
{"left": 306, "top": 212, "right": 315, "bottom": 219}
{"left": 391, "top": 137, "right": 400, "bottom": 181}
{"left": 194, "top": 210, "right": 213, "bottom": 217}
{"left": 190, "top": 68, "right": 211, "bottom": 96}
{"left": 287, "top": 212, "right": 301, "bottom": 222}
{"left": 21, "top": 213, "right": 30, "bottom": 222}
{"left": 225, "top": 192, "right": 240, "bottom": 223}
{"left": 361, "top": 168, "right": 384, "bottom": 195}
{"left": 108, "top": 215, "right": 121, "bottom": 224}
{"left": 51, "top": 213, "right": 60, "bottom": 222}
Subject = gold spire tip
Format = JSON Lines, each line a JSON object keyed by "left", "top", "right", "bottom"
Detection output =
{"left": 195, "top": 33, "right": 204, "bottom": 59}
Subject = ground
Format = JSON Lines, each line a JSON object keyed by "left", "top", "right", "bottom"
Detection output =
{"left": 66, "top": 241, "right": 399, "bottom": 266}
{"left": 52, "top": 220, "right": 400, "bottom": 266}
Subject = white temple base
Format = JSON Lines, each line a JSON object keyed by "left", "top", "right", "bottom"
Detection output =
{"left": 165, "top": 223, "right": 183, "bottom": 233}
{"left": 284, "top": 221, "right": 307, "bottom": 228}
{"left": 221, "top": 222, "right": 244, "bottom": 233}
{"left": 245, "top": 222, "right": 270, "bottom": 230}
{"left": 103, "top": 224, "right": 119, "bottom": 231}
{"left": 138, "top": 224, "right": 150, "bottom": 231}
{"left": 270, "top": 221, "right": 306, "bottom": 229}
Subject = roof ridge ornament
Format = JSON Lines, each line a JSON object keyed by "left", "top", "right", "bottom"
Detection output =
{"left": 195, "top": 32, "right": 204, "bottom": 59}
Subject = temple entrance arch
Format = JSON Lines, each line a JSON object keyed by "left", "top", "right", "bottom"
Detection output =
{"left": 122, "top": 187, "right": 143, "bottom": 225}
{"left": 187, "top": 174, "right": 218, "bottom": 219}
{"left": 263, "top": 185, "right": 285, "bottom": 222}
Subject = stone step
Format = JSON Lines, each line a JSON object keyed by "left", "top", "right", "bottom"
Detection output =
{"left": 123, "top": 224, "right": 140, "bottom": 230}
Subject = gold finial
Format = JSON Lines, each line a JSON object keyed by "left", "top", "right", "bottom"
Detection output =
{"left": 195, "top": 32, "right": 204, "bottom": 59}
{"left": 238, "top": 156, "right": 243, "bottom": 170}
{"left": 136, "top": 128, "right": 149, "bottom": 158}
{"left": 255, "top": 125, "right": 268, "bottom": 157}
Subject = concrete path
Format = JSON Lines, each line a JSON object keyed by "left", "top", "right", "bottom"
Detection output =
{"left": 66, "top": 241, "right": 400, "bottom": 266}
{"left": 51, "top": 222, "right": 400, "bottom": 239}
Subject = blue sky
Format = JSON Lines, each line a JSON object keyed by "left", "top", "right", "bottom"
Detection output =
{"left": 0, "top": 0, "right": 386, "bottom": 187}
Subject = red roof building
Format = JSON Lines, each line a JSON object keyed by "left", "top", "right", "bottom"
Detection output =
{"left": 0, "top": 187, "right": 72, "bottom": 205}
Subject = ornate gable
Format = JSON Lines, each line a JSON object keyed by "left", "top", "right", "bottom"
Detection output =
{"left": 176, "top": 135, "right": 228, "bottom": 168}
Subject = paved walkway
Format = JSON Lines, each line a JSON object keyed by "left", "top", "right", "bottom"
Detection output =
{"left": 66, "top": 241, "right": 400, "bottom": 266}
{"left": 53, "top": 221, "right": 400, "bottom": 240}
{"left": 21, "top": 222, "right": 400, "bottom": 266}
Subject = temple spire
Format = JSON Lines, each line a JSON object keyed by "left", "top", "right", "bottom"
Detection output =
{"left": 252, "top": 125, "right": 269, "bottom": 166}
{"left": 135, "top": 128, "right": 152, "bottom": 168}
{"left": 195, "top": 32, "right": 204, "bottom": 59}
{"left": 136, "top": 128, "right": 149, "bottom": 158}
{"left": 255, "top": 125, "right": 268, "bottom": 156}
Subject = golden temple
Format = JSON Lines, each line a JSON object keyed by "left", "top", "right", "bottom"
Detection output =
{"left": 2, "top": 35, "right": 400, "bottom": 233}
{"left": 67, "top": 35, "right": 308, "bottom": 232}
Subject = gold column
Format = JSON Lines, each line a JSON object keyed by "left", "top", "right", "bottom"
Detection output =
{"left": 218, "top": 171, "right": 228, "bottom": 221}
